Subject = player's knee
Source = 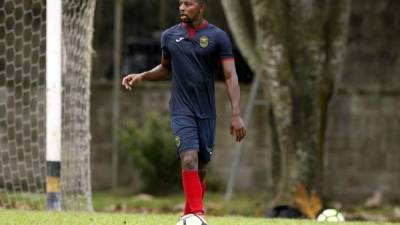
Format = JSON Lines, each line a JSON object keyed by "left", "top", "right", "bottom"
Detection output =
{"left": 181, "top": 155, "right": 198, "bottom": 171}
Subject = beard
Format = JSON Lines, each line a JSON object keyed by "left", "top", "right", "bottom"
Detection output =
{"left": 181, "top": 18, "right": 193, "bottom": 24}
{"left": 180, "top": 15, "right": 193, "bottom": 24}
{"left": 180, "top": 11, "right": 201, "bottom": 25}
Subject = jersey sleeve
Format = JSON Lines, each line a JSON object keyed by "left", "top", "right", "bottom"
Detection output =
{"left": 216, "top": 30, "right": 234, "bottom": 61}
{"left": 160, "top": 31, "right": 171, "bottom": 67}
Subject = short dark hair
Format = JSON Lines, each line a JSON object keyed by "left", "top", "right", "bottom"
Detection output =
{"left": 196, "top": 0, "right": 207, "bottom": 4}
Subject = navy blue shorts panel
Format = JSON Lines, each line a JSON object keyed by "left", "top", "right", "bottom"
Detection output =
{"left": 171, "top": 115, "right": 216, "bottom": 162}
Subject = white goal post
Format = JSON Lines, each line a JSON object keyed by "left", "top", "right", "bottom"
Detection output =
{"left": 46, "top": 0, "right": 62, "bottom": 211}
{"left": 0, "top": 0, "right": 96, "bottom": 211}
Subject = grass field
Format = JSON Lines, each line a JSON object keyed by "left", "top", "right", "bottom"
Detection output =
{"left": 1, "top": 191, "right": 399, "bottom": 224}
{"left": 92, "top": 191, "right": 263, "bottom": 216}
{"left": 0, "top": 210, "right": 399, "bottom": 225}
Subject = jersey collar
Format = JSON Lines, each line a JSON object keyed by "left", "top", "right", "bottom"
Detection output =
{"left": 181, "top": 20, "right": 209, "bottom": 39}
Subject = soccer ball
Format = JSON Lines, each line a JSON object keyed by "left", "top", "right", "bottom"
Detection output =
{"left": 176, "top": 214, "right": 208, "bottom": 225}
{"left": 317, "top": 209, "right": 345, "bottom": 222}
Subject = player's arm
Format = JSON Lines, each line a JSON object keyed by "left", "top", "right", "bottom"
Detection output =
{"left": 121, "top": 64, "right": 170, "bottom": 90}
{"left": 222, "top": 59, "right": 246, "bottom": 142}
{"left": 123, "top": 30, "right": 172, "bottom": 90}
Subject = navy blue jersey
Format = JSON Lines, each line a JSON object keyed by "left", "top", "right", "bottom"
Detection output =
{"left": 161, "top": 21, "right": 234, "bottom": 119}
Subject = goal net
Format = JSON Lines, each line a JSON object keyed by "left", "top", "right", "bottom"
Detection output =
{"left": 0, "top": 0, "right": 96, "bottom": 211}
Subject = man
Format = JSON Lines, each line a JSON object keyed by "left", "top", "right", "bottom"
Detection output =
{"left": 122, "top": 0, "right": 246, "bottom": 222}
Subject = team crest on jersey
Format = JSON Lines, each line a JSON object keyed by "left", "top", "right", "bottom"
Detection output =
{"left": 199, "top": 36, "right": 209, "bottom": 48}
{"left": 175, "top": 135, "right": 181, "bottom": 148}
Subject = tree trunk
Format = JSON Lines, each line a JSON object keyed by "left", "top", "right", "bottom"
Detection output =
{"left": 220, "top": 0, "right": 262, "bottom": 73}
{"left": 221, "top": 0, "right": 351, "bottom": 205}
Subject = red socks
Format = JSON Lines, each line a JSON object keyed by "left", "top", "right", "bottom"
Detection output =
{"left": 184, "top": 179, "right": 207, "bottom": 215}
{"left": 182, "top": 170, "right": 204, "bottom": 215}
{"left": 184, "top": 199, "right": 191, "bottom": 215}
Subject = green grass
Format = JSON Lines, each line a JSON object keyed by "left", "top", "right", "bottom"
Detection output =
{"left": 93, "top": 191, "right": 263, "bottom": 216}
{"left": 1, "top": 191, "right": 399, "bottom": 224}
{"left": 0, "top": 210, "right": 398, "bottom": 225}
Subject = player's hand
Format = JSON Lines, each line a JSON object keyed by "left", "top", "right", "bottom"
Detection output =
{"left": 230, "top": 115, "right": 246, "bottom": 142}
{"left": 121, "top": 73, "right": 144, "bottom": 90}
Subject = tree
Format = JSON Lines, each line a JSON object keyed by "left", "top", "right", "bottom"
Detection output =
{"left": 221, "top": 0, "right": 351, "bottom": 203}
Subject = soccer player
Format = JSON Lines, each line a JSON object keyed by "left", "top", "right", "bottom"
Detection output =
{"left": 122, "top": 0, "right": 246, "bottom": 222}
